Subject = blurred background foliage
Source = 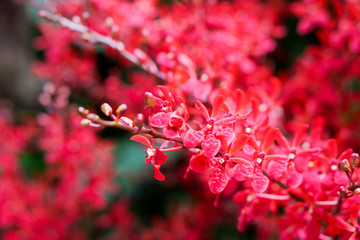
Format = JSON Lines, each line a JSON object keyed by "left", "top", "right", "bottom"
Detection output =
{"left": 0, "top": 0, "right": 346, "bottom": 239}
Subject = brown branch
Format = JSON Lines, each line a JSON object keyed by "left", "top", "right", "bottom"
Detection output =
{"left": 38, "top": 10, "right": 166, "bottom": 81}
{"left": 332, "top": 196, "right": 343, "bottom": 217}
{"left": 90, "top": 117, "right": 184, "bottom": 144}
{"left": 348, "top": 183, "right": 360, "bottom": 191}
{"left": 332, "top": 184, "right": 360, "bottom": 216}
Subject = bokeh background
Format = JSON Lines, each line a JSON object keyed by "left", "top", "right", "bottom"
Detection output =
{"left": 0, "top": 0, "right": 359, "bottom": 239}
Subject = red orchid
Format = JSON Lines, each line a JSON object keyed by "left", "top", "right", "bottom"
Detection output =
{"left": 130, "top": 134, "right": 168, "bottom": 181}
{"left": 233, "top": 127, "right": 283, "bottom": 193}
{"left": 147, "top": 86, "right": 187, "bottom": 138}
{"left": 317, "top": 139, "right": 353, "bottom": 191}
{"left": 30, "top": 0, "right": 360, "bottom": 238}
{"left": 189, "top": 134, "right": 250, "bottom": 194}
{"left": 267, "top": 124, "right": 321, "bottom": 188}
{"left": 183, "top": 94, "right": 239, "bottom": 158}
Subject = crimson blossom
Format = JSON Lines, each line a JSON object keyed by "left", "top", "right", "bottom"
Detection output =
{"left": 3, "top": 0, "right": 360, "bottom": 239}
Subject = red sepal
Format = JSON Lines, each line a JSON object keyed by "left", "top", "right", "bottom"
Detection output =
{"left": 251, "top": 97, "right": 260, "bottom": 121}
{"left": 201, "top": 134, "right": 221, "bottom": 158}
{"left": 195, "top": 100, "right": 210, "bottom": 120}
{"left": 287, "top": 166, "right": 302, "bottom": 189}
{"left": 215, "top": 116, "right": 238, "bottom": 125}
{"left": 157, "top": 85, "right": 174, "bottom": 104}
{"left": 264, "top": 154, "right": 289, "bottom": 164}
{"left": 229, "top": 134, "right": 250, "bottom": 156}
{"left": 153, "top": 148, "right": 168, "bottom": 165}
{"left": 251, "top": 169, "right": 269, "bottom": 193}
{"left": 267, "top": 161, "right": 286, "bottom": 179}
{"left": 262, "top": 127, "right": 279, "bottom": 153}
{"left": 327, "top": 139, "right": 338, "bottom": 159}
{"left": 130, "top": 134, "right": 152, "bottom": 148}
{"left": 154, "top": 165, "right": 165, "bottom": 181}
{"left": 183, "top": 130, "right": 204, "bottom": 148}
{"left": 149, "top": 112, "right": 170, "bottom": 128}
{"left": 235, "top": 89, "right": 246, "bottom": 113}
{"left": 293, "top": 124, "right": 309, "bottom": 147}
{"left": 338, "top": 148, "right": 353, "bottom": 161}
{"left": 208, "top": 166, "right": 229, "bottom": 194}
{"left": 211, "top": 94, "right": 225, "bottom": 119}
{"left": 190, "top": 154, "right": 213, "bottom": 172}
{"left": 276, "top": 132, "right": 290, "bottom": 150}
{"left": 247, "top": 137, "right": 259, "bottom": 153}
{"left": 232, "top": 159, "right": 253, "bottom": 181}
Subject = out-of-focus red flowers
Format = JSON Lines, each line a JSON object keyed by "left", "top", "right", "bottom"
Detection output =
{"left": 2, "top": 0, "right": 360, "bottom": 239}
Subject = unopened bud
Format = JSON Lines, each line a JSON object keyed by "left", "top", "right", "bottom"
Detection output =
{"left": 82, "top": 12, "right": 89, "bottom": 20}
{"left": 350, "top": 153, "right": 360, "bottom": 168}
{"left": 339, "top": 186, "right": 349, "bottom": 197}
{"left": 340, "top": 159, "right": 351, "bottom": 172}
{"left": 101, "top": 103, "right": 113, "bottom": 116}
{"left": 78, "top": 106, "right": 90, "bottom": 115}
{"left": 116, "top": 41, "right": 125, "bottom": 51}
{"left": 133, "top": 48, "right": 149, "bottom": 63}
{"left": 144, "top": 92, "right": 156, "bottom": 108}
{"left": 38, "top": 10, "right": 46, "bottom": 18}
{"left": 82, "top": 32, "right": 91, "bottom": 42}
{"left": 134, "top": 113, "right": 144, "bottom": 129}
{"left": 116, "top": 104, "right": 127, "bottom": 116}
{"left": 72, "top": 15, "right": 81, "bottom": 24}
{"left": 87, "top": 113, "right": 100, "bottom": 121}
{"left": 105, "top": 17, "right": 113, "bottom": 28}
{"left": 81, "top": 119, "right": 92, "bottom": 127}
{"left": 355, "top": 188, "right": 360, "bottom": 195}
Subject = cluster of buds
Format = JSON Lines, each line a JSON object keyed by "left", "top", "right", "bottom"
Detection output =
{"left": 338, "top": 153, "right": 360, "bottom": 197}
{"left": 78, "top": 104, "right": 142, "bottom": 132}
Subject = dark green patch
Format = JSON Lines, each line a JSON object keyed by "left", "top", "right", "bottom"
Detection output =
{"left": 271, "top": 17, "right": 320, "bottom": 72}
{"left": 347, "top": 79, "right": 360, "bottom": 92}
{"left": 214, "top": 222, "right": 257, "bottom": 240}
{"left": 20, "top": 152, "right": 46, "bottom": 177}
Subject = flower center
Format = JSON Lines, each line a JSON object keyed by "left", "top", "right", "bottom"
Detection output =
{"left": 146, "top": 148, "right": 156, "bottom": 157}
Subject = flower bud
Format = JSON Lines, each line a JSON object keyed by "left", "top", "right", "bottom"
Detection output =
{"left": 350, "top": 153, "right": 360, "bottom": 168}
{"left": 111, "top": 25, "right": 119, "bottom": 38}
{"left": 81, "top": 119, "right": 92, "bottom": 127}
{"left": 38, "top": 10, "right": 46, "bottom": 18}
{"left": 116, "top": 41, "right": 125, "bottom": 51}
{"left": 134, "top": 113, "right": 144, "bottom": 130}
{"left": 105, "top": 17, "right": 113, "bottom": 28}
{"left": 133, "top": 48, "right": 149, "bottom": 63}
{"left": 340, "top": 159, "right": 350, "bottom": 172}
{"left": 87, "top": 113, "right": 100, "bottom": 121}
{"left": 355, "top": 188, "right": 360, "bottom": 195}
{"left": 339, "top": 186, "right": 348, "bottom": 197}
{"left": 144, "top": 92, "right": 156, "bottom": 108}
{"left": 101, "top": 103, "right": 113, "bottom": 116}
{"left": 116, "top": 104, "right": 127, "bottom": 116}
{"left": 78, "top": 106, "right": 90, "bottom": 116}
{"left": 82, "top": 32, "right": 91, "bottom": 42}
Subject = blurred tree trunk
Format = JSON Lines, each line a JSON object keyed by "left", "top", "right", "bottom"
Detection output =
{"left": 0, "top": 0, "right": 40, "bottom": 108}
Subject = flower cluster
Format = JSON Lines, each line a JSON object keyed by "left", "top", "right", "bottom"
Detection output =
{"left": 0, "top": 109, "right": 117, "bottom": 239}
{"left": 80, "top": 82, "right": 360, "bottom": 238}
{"left": 3, "top": 0, "right": 360, "bottom": 239}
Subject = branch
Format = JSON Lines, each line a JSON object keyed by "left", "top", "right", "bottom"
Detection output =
{"left": 86, "top": 115, "right": 184, "bottom": 144}
{"left": 38, "top": 10, "right": 166, "bottom": 81}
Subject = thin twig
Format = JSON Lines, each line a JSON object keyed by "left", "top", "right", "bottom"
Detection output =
{"left": 91, "top": 117, "right": 184, "bottom": 144}
{"left": 38, "top": 10, "right": 167, "bottom": 81}
{"left": 332, "top": 196, "right": 343, "bottom": 217}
